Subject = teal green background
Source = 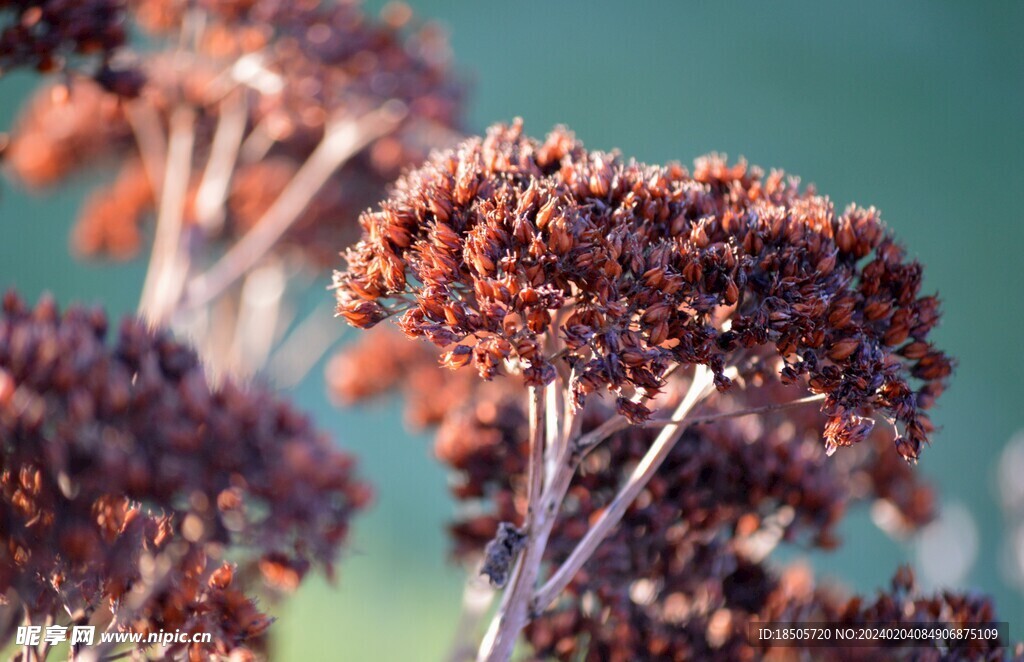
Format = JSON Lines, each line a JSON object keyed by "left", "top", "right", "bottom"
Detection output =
{"left": 1, "top": 2, "right": 1022, "bottom": 659}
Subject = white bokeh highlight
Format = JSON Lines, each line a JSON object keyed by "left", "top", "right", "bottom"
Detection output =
{"left": 915, "top": 501, "right": 979, "bottom": 589}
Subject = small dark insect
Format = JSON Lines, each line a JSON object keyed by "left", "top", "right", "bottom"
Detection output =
{"left": 481, "top": 522, "right": 527, "bottom": 588}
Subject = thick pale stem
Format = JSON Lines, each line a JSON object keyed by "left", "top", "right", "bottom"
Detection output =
{"left": 182, "top": 104, "right": 405, "bottom": 312}
{"left": 525, "top": 386, "right": 546, "bottom": 512}
{"left": 238, "top": 115, "right": 277, "bottom": 163}
{"left": 196, "top": 294, "right": 240, "bottom": 386}
{"left": 572, "top": 412, "right": 629, "bottom": 457}
{"left": 22, "top": 605, "right": 35, "bottom": 662}
{"left": 138, "top": 106, "right": 196, "bottom": 325}
{"left": 531, "top": 366, "right": 717, "bottom": 614}
{"left": 561, "top": 366, "right": 582, "bottom": 457}
{"left": 35, "top": 613, "right": 54, "bottom": 661}
{"left": 124, "top": 100, "right": 167, "bottom": 198}
{"left": 543, "top": 380, "right": 562, "bottom": 484}
{"left": 477, "top": 385, "right": 551, "bottom": 662}
{"left": 224, "top": 258, "right": 285, "bottom": 377}
{"left": 192, "top": 91, "right": 248, "bottom": 233}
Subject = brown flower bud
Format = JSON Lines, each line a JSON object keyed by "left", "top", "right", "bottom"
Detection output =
{"left": 827, "top": 337, "right": 859, "bottom": 361}
{"left": 441, "top": 345, "right": 473, "bottom": 370}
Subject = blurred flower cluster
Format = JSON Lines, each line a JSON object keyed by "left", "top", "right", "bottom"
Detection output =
{"left": 0, "top": 0, "right": 129, "bottom": 76}
{"left": 2, "top": 0, "right": 465, "bottom": 384}
{"left": 6, "top": 0, "right": 461, "bottom": 263}
{"left": 0, "top": 292, "right": 369, "bottom": 659}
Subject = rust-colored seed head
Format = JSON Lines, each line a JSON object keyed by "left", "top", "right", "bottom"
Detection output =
{"left": 0, "top": 292, "right": 370, "bottom": 656}
{"left": 4, "top": 0, "right": 464, "bottom": 266}
{"left": 333, "top": 120, "right": 953, "bottom": 461}
{"left": 4, "top": 80, "right": 132, "bottom": 188}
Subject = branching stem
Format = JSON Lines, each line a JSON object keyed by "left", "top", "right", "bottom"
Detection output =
{"left": 477, "top": 384, "right": 549, "bottom": 661}
{"left": 531, "top": 365, "right": 717, "bottom": 616}
{"left": 192, "top": 90, "right": 248, "bottom": 232}
{"left": 642, "top": 393, "right": 826, "bottom": 428}
{"left": 182, "top": 104, "right": 405, "bottom": 312}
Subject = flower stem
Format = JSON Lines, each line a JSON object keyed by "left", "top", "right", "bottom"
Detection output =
{"left": 531, "top": 365, "right": 716, "bottom": 615}
{"left": 476, "top": 384, "right": 551, "bottom": 662}
{"left": 182, "top": 104, "right": 405, "bottom": 313}
{"left": 192, "top": 90, "right": 247, "bottom": 233}
{"left": 447, "top": 564, "right": 496, "bottom": 662}
{"left": 526, "top": 385, "right": 547, "bottom": 511}
{"left": 641, "top": 392, "right": 826, "bottom": 428}
{"left": 137, "top": 105, "right": 196, "bottom": 325}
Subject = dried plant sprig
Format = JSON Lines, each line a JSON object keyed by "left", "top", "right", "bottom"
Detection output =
{"left": 0, "top": 292, "right": 370, "bottom": 660}
{"left": 2, "top": 0, "right": 462, "bottom": 268}
{"left": 331, "top": 120, "right": 953, "bottom": 660}
{"left": 442, "top": 384, "right": 947, "bottom": 661}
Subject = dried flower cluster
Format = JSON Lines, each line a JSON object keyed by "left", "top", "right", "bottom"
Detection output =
{"left": 328, "top": 330, "right": 1009, "bottom": 661}
{"left": 530, "top": 563, "right": 1014, "bottom": 662}
{"left": 4, "top": 0, "right": 462, "bottom": 268}
{"left": 461, "top": 397, "right": 937, "bottom": 661}
{"left": 329, "top": 120, "right": 971, "bottom": 660}
{"left": 3, "top": 81, "right": 134, "bottom": 188}
{"left": 333, "top": 120, "right": 952, "bottom": 461}
{"left": 0, "top": 0, "right": 129, "bottom": 75}
{"left": 133, "top": 0, "right": 462, "bottom": 139}
{"left": 0, "top": 292, "right": 369, "bottom": 658}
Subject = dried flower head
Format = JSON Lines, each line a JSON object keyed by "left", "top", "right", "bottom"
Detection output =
{"left": 0, "top": 292, "right": 369, "bottom": 657}
{"left": 4, "top": 0, "right": 463, "bottom": 269}
{"left": 0, "top": 0, "right": 129, "bottom": 76}
{"left": 328, "top": 332, "right": 1010, "bottom": 661}
{"left": 527, "top": 561, "right": 1015, "bottom": 662}
{"left": 3, "top": 80, "right": 132, "bottom": 188}
{"left": 333, "top": 120, "right": 952, "bottom": 461}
